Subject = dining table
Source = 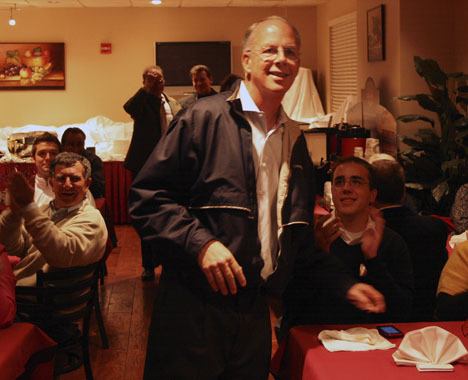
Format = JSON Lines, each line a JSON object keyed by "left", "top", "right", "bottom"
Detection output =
{"left": 0, "top": 322, "right": 56, "bottom": 380}
{"left": 271, "top": 320, "right": 468, "bottom": 380}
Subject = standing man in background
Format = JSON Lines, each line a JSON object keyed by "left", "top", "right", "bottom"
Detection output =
{"left": 179, "top": 64, "right": 217, "bottom": 109}
{"left": 124, "top": 65, "right": 181, "bottom": 281}
{"left": 130, "top": 16, "right": 385, "bottom": 379}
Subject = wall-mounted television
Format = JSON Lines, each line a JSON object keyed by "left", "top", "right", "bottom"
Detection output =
{"left": 155, "top": 41, "right": 231, "bottom": 86}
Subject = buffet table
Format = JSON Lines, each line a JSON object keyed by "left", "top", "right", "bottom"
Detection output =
{"left": 0, "top": 161, "right": 132, "bottom": 224}
{"left": 272, "top": 321, "right": 468, "bottom": 380}
{"left": 0, "top": 322, "right": 56, "bottom": 380}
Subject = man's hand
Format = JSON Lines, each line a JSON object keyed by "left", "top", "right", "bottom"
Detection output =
{"left": 361, "top": 208, "right": 385, "bottom": 260}
{"left": 198, "top": 240, "right": 247, "bottom": 296}
{"left": 346, "top": 283, "right": 386, "bottom": 313}
{"left": 143, "top": 71, "right": 164, "bottom": 96}
{"left": 314, "top": 214, "right": 342, "bottom": 253}
{"left": 7, "top": 171, "right": 34, "bottom": 211}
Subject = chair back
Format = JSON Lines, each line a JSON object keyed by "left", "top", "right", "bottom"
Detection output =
{"left": 16, "top": 262, "right": 100, "bottom": 326}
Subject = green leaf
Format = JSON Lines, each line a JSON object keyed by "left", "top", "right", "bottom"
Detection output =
{"left": 414, "top": 56, "right": 447, "bottom": 90}
{"left": 398, "top": 94, "right": 440, "bottom": 112}
{"left": 397, "top": 114, "right": 435, "bottom": 127}
{"left": 447, "top": 72, "right": 465, "bottom": 79}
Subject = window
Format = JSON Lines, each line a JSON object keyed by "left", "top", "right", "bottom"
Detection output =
{"left": 329, "top": 12, "right": 358, "bottom": 113}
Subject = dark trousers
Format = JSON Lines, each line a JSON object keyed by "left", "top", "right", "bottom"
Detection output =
{"left": 144, "top": 271, "right": 271, "bottom": 380}
{"left": 141, "top": 239, "right": 156, "bottom": 271}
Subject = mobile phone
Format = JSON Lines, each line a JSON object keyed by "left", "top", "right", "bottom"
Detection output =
{"left": 377, "top": 325, "right": 404, "bottom": 338}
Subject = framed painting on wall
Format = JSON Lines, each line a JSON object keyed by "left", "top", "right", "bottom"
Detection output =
{"left": 0, "top": 42, "right": 65, "bottom": 90}
{"left": 367, "top": 5, "right": 385, "bottom": 62}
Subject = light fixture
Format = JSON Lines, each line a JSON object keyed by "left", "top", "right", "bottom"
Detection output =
{"left": 9, "top": 6, "right": 16, "bottom": 26}
{"left": 150, "top": 0, "right": 162, "bottom": 5}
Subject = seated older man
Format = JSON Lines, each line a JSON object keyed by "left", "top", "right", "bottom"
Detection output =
{"left": 0, "top": 152, "right": 107, "bottom": 286}
{"left": 311, "top": 157, "right": 414, "bottom": 323}
{"left": 372, "top": 159, "right": 448, "bottom": 321}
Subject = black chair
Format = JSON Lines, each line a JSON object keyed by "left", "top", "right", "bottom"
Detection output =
{"left": 16, "top": 262, "right": 103, "bottom": 380}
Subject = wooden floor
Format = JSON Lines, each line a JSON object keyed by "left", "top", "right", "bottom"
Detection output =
{"left": 62, "top": 225, "right": 278, "bottom": 380}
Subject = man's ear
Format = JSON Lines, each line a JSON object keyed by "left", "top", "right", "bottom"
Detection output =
{"left": 85, "top": 177, "right": 92, "bottom": 190}
{"left": 241, "top": 51, "right": 252, "bottom": 76}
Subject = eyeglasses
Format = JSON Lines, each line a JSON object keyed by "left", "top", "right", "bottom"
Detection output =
{"left": 332, "top": 176, "right": 369, "bottom": 189}
{"left": 251, "top": 45, "right": 300, "bottom": 63}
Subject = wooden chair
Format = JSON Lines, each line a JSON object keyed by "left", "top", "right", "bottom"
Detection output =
{"left": 15, "top": 262, "right": 102, "bottom": 380}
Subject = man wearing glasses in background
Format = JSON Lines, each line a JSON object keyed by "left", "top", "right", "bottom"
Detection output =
{"left": 130, "top": 17, "right": 385, "bottom": 379}
{"left": 310, "top": 156, "right": 414, "bottom": 324}
{"left": 123, "top": 65, "right": 181, "bottom": 281}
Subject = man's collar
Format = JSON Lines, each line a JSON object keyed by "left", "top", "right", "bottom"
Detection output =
{"left": 236, "top": 81, "right": 289, "bottom": 125}
{"left": 331, "top": 210, "right": 376, "bottom": 245}
{"left": 50, "top": 199, "right": 85, "bottom": 214}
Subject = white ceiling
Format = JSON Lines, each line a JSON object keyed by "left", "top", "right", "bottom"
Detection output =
{"left": 0, "top": 0, "right": 327, "bottom": 11}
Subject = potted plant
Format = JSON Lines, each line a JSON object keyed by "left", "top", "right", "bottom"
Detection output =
{"left": 397, "top": 56, "right": 468, "bottom": 215}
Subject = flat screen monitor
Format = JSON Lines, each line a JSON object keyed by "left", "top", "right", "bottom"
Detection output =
{"left": 155, "top": 41, "right": 231, "bottom": 86}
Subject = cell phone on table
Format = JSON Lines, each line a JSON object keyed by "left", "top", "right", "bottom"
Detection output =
{"left": 377, "top": 325, "right": 404, "bottom": 338}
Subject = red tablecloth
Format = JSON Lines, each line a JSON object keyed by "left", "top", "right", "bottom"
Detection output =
{"left": 0, "top": 322, "right": 56, "bottom": 380}
{"left": 272, "top": 321, "right": 468, "bottom": 380}
{"left": 0, "top": 161, "right": 132, "bottom": 224}
{"left": 103, "top": 161, "right": 132, "bottom": 224}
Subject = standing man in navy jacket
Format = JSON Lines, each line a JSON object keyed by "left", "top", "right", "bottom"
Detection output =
{"left": 130, "top": 16, "right": 385, "bottom": 379}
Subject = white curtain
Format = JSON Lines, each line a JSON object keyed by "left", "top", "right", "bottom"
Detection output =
{"left": 282, "top": 67, "right": 324, "bottom": 123}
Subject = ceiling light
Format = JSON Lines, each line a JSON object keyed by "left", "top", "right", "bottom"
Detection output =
{"left": 151, "top": 0, "right": 162, "bottom": 5}
{"left": 8, "top": 7, "right": 16, "bottom": 26}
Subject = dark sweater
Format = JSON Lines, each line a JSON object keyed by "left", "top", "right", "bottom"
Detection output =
{"left": 284, "top": 227, "right": 414, "bottom": 326}
{"left": 381, "top": 206, "right": 448, "bottom": 321}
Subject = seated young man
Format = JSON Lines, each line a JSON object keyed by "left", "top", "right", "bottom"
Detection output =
{"left": 372, "top": 159, "right": 448, "bottom": 321}
{"left": 311, "top": 157, "right": 414, "bottom": 323}
{"left": 436, "top": 240, "right": 468, "bottom": 320}
{"left": 31, "top": 132, "right": 61, "bottom": 207}
{"left": 0, "top": 152, "right": 107, "bottom": 286}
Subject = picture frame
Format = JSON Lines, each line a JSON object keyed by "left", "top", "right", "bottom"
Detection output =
{"left": 0, "top": 42, "right": 65, "bottom": 90}
{"left": 367, "top": 5, "right": 385, "bottom": 62}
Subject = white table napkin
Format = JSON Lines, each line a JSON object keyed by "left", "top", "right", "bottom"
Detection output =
{"left": 318, "top": 327, "right": 395, "bottom": 352}
{"left": 392, "top": 326, "right": 468, "bottom": 371}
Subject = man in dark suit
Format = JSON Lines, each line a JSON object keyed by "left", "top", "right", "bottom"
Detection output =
{"left": 124, "top": 65, "right": 181, "bottom": 281}
{"left": 373, "top": 159, "right": 448, "bottom": 321}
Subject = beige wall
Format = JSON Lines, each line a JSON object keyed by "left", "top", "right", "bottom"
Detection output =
{"left": 357, "top": 0, "right": 400, "bottom": 117}
{"left": 316, "top": 0, "right": 465, "bottom": 125}
{"left": 0, "top": 7, "right": 316, "bottom": 127}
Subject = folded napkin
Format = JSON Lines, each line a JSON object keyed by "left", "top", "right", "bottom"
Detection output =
{"left": 449, "top": 231, "right": 467, "bottom": 249}
{"left": 318, "top": 327, "right": 395, "bottom": 352}
{"left": 392, "top": 326, "right": 468, "bottom": 371}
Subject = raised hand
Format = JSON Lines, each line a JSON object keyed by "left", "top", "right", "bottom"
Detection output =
{"left": 361, "top": 207, "right": 385, "bottom": 260}
{"left": 198, "top": 240, "right": 247, "bottom": 296}
{"left": 314, "top": 214, "right": 343, "bottom": 253}
{"left": 7, "top": 171, "right": 34, "bottom": 211}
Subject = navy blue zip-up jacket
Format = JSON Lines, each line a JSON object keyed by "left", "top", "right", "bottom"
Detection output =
{"left": 129, "top": 91, "right": 355, "bottom": 298}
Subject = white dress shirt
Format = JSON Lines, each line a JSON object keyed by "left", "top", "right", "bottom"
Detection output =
{"left": 238, "top": 81, "right": 288, "bottom": 279}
